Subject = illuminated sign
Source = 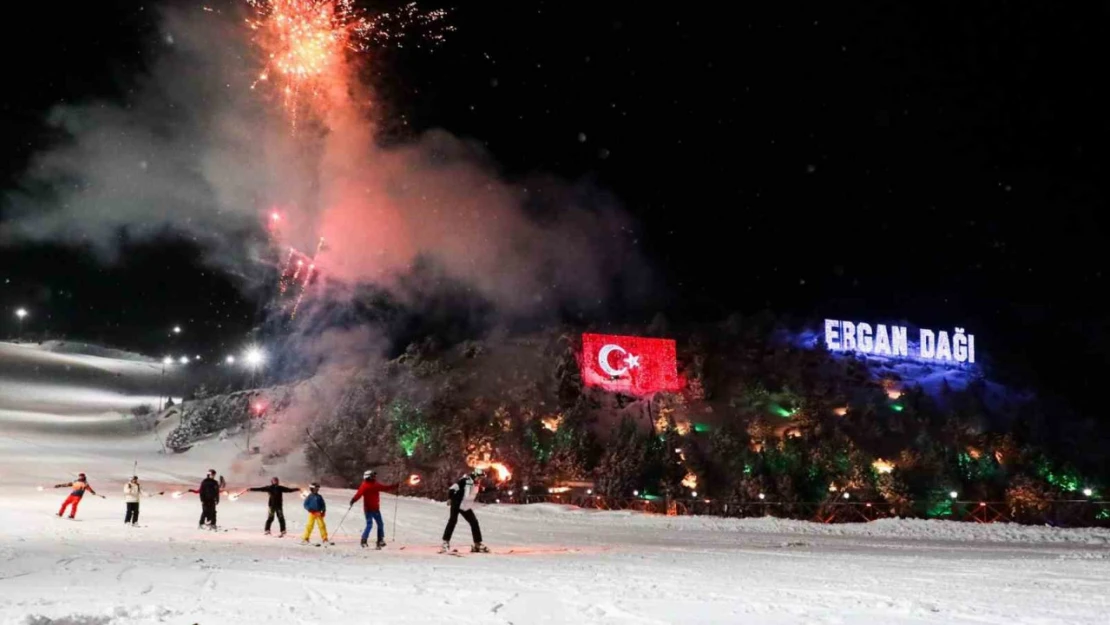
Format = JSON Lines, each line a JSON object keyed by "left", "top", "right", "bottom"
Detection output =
{"left": 824, "top": 320, "right": 975, "bottom": 364}
{"left": 580, "top": 333, "right": 684, "bottom": 396}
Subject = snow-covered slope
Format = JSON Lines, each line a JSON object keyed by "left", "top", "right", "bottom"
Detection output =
{"left": 2, "top": 343, "right": 1109, "bottom": 625}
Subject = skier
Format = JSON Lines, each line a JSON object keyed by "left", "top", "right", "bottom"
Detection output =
{"left": 441, "top": 468, "right": 489, "bottom": 553}
{"left": 245, "top": 477, "right": 300, "bottom": 536}
{"left": 54, "top": 472, "right": 98, "bottom": 519}
{"left": 188, "top": 469, "right": 221, "bottom": 530}
{"left": 349, "top": 470, "right": 399, "bottom": 549}
{"left": 301, "top": 482, "right": 328, "bottom": 544}
{"left": 123, "top": 475, "right": 161, "bottom": 526}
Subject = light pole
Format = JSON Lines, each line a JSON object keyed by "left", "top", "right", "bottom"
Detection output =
{"left": 243, "top": 347, "right": 265, "bottom": 455}
{"left": 159, "top": 356, "right": 173, "bottom": 411}
{"left": 15, "top": 308, "right": 27, "bottom": 339}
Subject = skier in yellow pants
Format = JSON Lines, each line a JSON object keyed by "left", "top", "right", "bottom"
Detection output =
{"left": 301, "top": 482, "right": 329, "bottom": 544}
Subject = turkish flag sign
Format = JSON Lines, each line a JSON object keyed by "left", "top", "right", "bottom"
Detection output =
{"left": 580, "top": 333, "right": 684, "bottom": 397}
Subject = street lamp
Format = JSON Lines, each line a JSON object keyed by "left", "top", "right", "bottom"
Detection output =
{"left": 243, "top": 346, "right": 265, "bottom": 454}
{"left": 244, "top": 347, "right": 264, "bottom": 368}
{"left": 159, "top": 356, "right": 173, "bottom": 411}
{"left": 172, "top": 326, "right": 182, "bottom": 335}
{"left": 15, "top": 308, "right": 28, "bottom": 338}
{"left": 179, "top": 356, "right": 189, "bottom": 365}
{"left": 225, "top": 355, "right": 235, "bottom": 365}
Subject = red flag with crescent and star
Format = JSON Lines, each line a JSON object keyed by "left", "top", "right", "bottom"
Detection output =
{"left": 579, "top": 333, "right": 684, "bottom": 397}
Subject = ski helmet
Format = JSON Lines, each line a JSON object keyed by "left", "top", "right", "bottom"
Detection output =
{"left": 309, "top": 482, "right": 320, "bottom": 491}
{"left": 363, "top": 470, "right": 376, "bottom": 480}
{"left": 78, "top": 473, "right": 86, "bottom": 479}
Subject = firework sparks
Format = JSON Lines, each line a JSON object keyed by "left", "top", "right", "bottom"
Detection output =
{"left": 246, "top": 0, "right": 452, "bottom": 124}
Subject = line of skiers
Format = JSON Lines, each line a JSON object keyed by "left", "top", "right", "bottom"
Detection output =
{"left": 53, "top": 467, "right": 492, "bottom": 552}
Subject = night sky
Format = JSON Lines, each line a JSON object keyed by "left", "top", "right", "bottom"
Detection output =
{"left": 1, "top": 2, "right": 1108, "bottom": 403}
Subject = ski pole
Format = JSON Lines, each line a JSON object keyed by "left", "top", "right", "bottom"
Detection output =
{"left": 331, "top": 504, "right": 354, "bottom": 542}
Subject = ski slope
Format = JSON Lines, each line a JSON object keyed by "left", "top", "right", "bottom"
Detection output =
{"left": 2, "top": 343, "right": 1110, "bottom": 624}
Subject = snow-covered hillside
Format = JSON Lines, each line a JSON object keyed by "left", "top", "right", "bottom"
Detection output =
{"left": 2, "top": 343, "right": 1109, "bottom": 624}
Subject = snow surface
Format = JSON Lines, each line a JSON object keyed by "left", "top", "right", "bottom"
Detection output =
{"left": 2, "top": 346, "right": 1110, "bottom": 624}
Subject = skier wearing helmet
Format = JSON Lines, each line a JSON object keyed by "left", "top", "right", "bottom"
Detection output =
{"left": 440, "top": 468, "right": 488, "bottom": 553}
{"left": 302, "top": 482, "right": 329, "bottom": 545}
{"left": 349, "top": 470, "right": 399, "bottom": 549}
{"left": 55, "top": 472, "right": 97, "bottom": 519}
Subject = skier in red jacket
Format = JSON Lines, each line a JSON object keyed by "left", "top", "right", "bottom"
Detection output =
{"left": 55, "top": 473, "right": 98, "bottom": 519}
{"left": 349, "top": 470, "right": 399, "bottom": 549}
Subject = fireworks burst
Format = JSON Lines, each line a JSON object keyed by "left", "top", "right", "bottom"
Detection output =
{"left": 246, "top": 0, "right": 452, "bottom": 125}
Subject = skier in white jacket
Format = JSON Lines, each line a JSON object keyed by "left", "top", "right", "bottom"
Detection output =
{"left": 123, "top": 476, "right": 161, "bottom": 526}
{"left": 441, "top": 468, "right": 488, "bottom": 553}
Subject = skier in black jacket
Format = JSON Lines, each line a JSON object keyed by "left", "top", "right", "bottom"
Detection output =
{"left": 188, "top": 469, "right": 221, "bottom": 530}
{"left": 441, "top": 468, "right": 489, "bottom": 553}
{"left": 245, "top": 477, "right": 300, "bottom": 536}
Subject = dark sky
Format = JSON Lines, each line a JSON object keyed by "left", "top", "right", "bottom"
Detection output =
{"left": 1, "top": 2, "right": 1108, "bottom": 398}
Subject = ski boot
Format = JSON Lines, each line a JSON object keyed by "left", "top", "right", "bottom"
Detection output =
{"left": 471, "top": 542, "right": 489, "bottom": 553}
{"left": 376, "top": 540, "right": 385, "bottom": 550}
{"left": 439, "top": 541, "right": 451, "bottom": 553}
{"left": 279, "top": 531, "right": 286, "bottom": 537}
{"left": 360, "top": 539, "right": 368, "bottom": 548}
{"left": 264, "top": 530, "right": 271, "bottom": 536}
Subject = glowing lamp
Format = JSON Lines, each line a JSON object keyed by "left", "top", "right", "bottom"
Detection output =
{"left": 162, "top": 356, "right": 173, "bottom": 365}
{"left": 632, "top": 490, "right": 639, "bottom": 497}
{"left": 1083, "top": 488, "right": 1094, "bottom": 497}
{"left": 586, "top": 489, "right": 592, "bottom": 495}
{"left": 179, "top": 356, "right": 189, "bottom": 364}
{"left": 842, "top": 492, "right": 850, "bottom": 499}
{"left": 15, "top": 308, "right": 28, "bottom": 320}
{"left": 758, "top": 493, "right": 766, "bottom": 500}
{"left": 173, "top": 326, "right": 181, "bottom": 334}
{"left": 691, "top": 491, "right": 697, "bottom": 497}
{"left": 244, "top": 347, "right": 265, "bottom": 367}
{"left": 949, "top": 491, "right": 958, "bottom": 499}
{"left": 226, "top": 356, "right": 235, "bottom": 364}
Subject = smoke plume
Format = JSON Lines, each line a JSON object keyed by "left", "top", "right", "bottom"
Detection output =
{"left": 2, "top": 2, "right": 652, "bottom": 318}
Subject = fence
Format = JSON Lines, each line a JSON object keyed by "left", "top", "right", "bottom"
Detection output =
{"left": 476, "top": 492, "right": 1110, "bottom": 527}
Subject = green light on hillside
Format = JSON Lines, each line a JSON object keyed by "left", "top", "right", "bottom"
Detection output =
{"left": 890, "top": 404, "right": 904, "bottom": 412}
{"left": 693, "top": 423, "right": 711, "bottom": 433}
{"left": 771, "top": 404, "right": 795, "bottom": 418}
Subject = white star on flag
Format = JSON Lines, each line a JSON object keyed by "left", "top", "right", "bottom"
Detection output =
{"left": 624, "top": 353, "right": 640, "bottom": 369}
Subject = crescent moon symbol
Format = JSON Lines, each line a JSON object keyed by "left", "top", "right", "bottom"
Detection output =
{"left": 598, "top": 344, "right": 628, "bottom": 377}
